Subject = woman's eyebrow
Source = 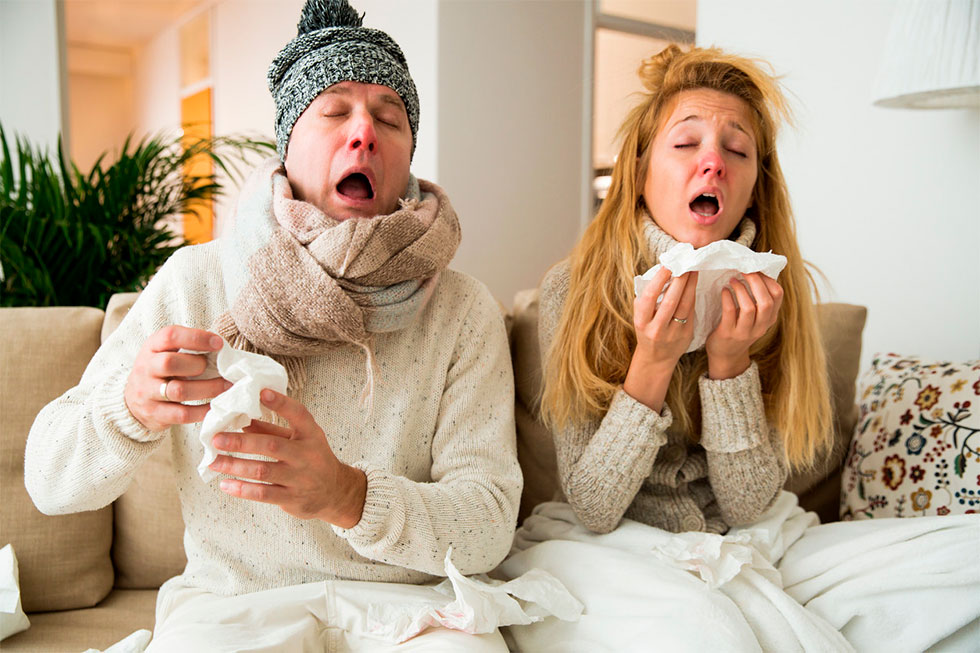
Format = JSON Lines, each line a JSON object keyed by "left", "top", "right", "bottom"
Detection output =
{"left": 670, "top": 114, "right": 751, "bottom": 137}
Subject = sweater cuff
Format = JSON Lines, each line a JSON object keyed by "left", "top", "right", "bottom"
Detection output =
{"left": 90, "top": 365, "right": 161, "bottom": 447}
{"left": 698, "top": 361, "right": 768, "bottom": 453}
{"left": 604, "top": 388, "right": 673, "bottom": 455}
{"left": 332, "top": 463, "right": 402, "bottom": 547}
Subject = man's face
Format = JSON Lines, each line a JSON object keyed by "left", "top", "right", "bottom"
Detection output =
{"left": 284, "top": 81, "right": 413, "bottom": 220}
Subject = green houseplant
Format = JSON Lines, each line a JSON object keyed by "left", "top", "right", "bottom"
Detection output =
{"left": 0, "top": 125, "right": 273, "bottom": 309}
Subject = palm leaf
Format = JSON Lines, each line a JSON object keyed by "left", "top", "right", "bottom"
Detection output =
{"left": 0, "top": 124, "right": 273, "bottom": 308}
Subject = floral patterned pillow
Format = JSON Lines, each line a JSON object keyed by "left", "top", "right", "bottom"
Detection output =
{"left": 840, "top": 353, "right": 980, "bottom": 520}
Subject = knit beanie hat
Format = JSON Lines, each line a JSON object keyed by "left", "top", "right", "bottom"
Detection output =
{"left": 267, "top": 0, "right": 420, "bottom": 160}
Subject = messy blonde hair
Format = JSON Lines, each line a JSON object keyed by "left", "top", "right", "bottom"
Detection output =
{"left": 541, "top": 45, "right": 832, "bottom": 469}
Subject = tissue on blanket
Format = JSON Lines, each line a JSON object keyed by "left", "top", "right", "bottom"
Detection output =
{"left": 366, "top": 547, "right": 583, "bottom": 643}
{"left": 195, "top": 340, "right": 288, "bottom": 482}
{"left": 634, "top": 240, "right": 787, "bottom": 352}
{"left": 0, "top": 544, "right": 30, "bottom": 642}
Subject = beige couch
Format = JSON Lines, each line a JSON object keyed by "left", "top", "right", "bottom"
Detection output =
{"left": 0, "top": 291, "right": 865, "bottom": 651}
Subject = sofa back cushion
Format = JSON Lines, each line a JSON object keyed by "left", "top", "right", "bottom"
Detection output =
{"left": 0, "top": 306, "right": 114, "bottom": 612}
{"left": 509, "top": 289, "right": 867, "bottom": 524}
{"left": 102, "top": 293, "right": 187, "bottom": 588}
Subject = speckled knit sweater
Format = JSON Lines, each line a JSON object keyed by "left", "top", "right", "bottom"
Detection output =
{"left": 25, "top": 242, "right": 522, "bottom": 599}
{"left": 538, "top": 217, "right": 786, "bottom": 535}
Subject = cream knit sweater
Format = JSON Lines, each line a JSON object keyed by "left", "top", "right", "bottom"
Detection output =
{"left": 25, "top": 242, "right": 522, "bottom": 599}
{"left": 538, "top": 218, "right": 786, "bottom": 535}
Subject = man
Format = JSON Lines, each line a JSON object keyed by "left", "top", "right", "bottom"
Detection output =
{"left": 24, "top": 1, "right": 522, "bottom": 649}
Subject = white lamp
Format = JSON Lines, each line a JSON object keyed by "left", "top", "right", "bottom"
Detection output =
{"left": 873, "top": 0, "right": 980, "bottom": 109}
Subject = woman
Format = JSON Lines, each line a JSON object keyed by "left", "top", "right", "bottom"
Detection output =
{"left": 541, "top": 44, "right": 831, "bottom": 536}
{"left": 499, "top": 45, "right": 978, "bottom": 652}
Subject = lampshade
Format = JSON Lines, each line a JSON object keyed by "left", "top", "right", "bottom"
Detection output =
{"left": 873, "top": 0, "right": 980, "bottom": 109}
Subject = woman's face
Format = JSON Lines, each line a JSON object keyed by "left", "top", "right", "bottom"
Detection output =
{"left": 642, "top": 89, "right": 758, "bottom": 248}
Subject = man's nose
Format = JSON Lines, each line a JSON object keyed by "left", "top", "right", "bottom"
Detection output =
{"left": 699, "top": 148, "right": 725, "bottom": 178}
{"left": 348, "top": 114, "right": 377, "bottom": 153}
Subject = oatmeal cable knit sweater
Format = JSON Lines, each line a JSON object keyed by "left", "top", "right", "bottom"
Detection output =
{"left": 538, "top": 218, "right": 786, "bottom": 534}
{"left": 25, "top": 242, "right": 522, "bottom": 599}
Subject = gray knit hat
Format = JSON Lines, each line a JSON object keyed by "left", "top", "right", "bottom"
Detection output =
{"left": 268, "top": 0, "right": 419, "bottom": 160}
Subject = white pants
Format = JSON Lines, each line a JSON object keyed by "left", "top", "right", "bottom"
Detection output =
{"left": 147, "top": 578, "right": 508, "bottom": 653}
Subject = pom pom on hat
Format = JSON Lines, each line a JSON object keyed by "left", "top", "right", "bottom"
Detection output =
{"left": 297, "top": 0, "right": 363, "bottom": 34}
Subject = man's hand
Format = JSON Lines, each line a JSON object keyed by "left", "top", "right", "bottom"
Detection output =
{"left": 124, "top": 326, "right": 229, "bottom": 432}
{"left": 209, "top": 389, "right": 367, "bottom": 529}
{"left": 705, "top": 272, "right": 783, "bottom": 379}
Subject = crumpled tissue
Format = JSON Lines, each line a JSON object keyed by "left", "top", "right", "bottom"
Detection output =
{"left": 0, "top": 544, "right": 29, "bottom": 642}
{"left": 650, "top": 530, "right": 781, "bottom": 589}
{"left": 194, "top": 339, "right": 288, "bottom": 482}
{"left": 82, "top": 629, "right": 152, "bottom": 653}
{"left": 366, "top": 547, "right": 583, "bottom": 643}
{"left": 634, "top": 240, "right": 787, "bottom": 352}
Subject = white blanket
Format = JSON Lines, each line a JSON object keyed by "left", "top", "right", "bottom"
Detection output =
{"left": 499, "top": 493, "right": 980, "bottom": 652}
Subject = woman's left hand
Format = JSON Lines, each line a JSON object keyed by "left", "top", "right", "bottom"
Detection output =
{"left": 705, "top": 272, "right": 783, "bottom": 379}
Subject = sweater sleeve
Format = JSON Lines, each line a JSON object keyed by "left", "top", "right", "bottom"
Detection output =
{"left": 24, "top": 250, "right": 192, "bottom": 515}
{"left": 333, "top": 285, "right": 523, "bottom": 576}
{"left": 698, "top": 362, "right": 787, "bottom": 525}
{"left": 538, "top": 262, "right": 673, "bottom": 534}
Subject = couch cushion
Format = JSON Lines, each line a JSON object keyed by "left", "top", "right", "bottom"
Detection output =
{"left": 0, "top": 307, "right": 114, "bottom": 612}
{"left": 112, "top": 441, "right": 187, "bottom": 588}
{"left": 1, "top": 588, "right": 157, "bottom": 652}
{"left": 508, "top": 290, "right": 868, "bottom": 524}
{"left": 100, "top": 292, "right": 187, "bottom": 588}
{"left": 785, "top": 303, "right": 867, "bottom": 521}
{"left": 840, "top": 353, "right": 979, "bottom": 520}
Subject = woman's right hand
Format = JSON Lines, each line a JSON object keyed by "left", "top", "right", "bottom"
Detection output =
{"left": 623, "top": 268, "right": 698, "bottom": 412}
{"left": 124, "top": 326, "right": 230, "bottom": 432}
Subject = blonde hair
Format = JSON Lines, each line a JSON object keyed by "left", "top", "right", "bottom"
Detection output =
{"left": 540, "top": 45, "right": 832, "bottom": 469}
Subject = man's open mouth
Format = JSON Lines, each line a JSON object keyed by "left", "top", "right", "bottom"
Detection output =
{"left": 337, "top": 172, "right": 374, "bottom": 200}
{"left": 690, "top": 192, "right": 720, "bottom": 217}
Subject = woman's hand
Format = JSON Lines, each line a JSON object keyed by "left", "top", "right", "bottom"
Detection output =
{"left": 208, "top": 389, "right": 367, "bottom": 528}
{"left": 623, "top": 268, "right": 698, "bottom": 412}
{"left": 705, "top": 272, "right": 783, "bottom": 379}
{"left": 124, "top": 326, "right": 229, "bottom": 432}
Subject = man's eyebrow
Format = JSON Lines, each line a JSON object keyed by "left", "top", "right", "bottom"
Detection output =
{"left": 378, "top": 94, "right": 405, "bottom": 110}
{"left": 673, "top": 114, "right": 750, "bottom": 136}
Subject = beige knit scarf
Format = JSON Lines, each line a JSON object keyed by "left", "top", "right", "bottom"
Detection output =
{"left": 214, "top": 157, "right": 461, "bottom": 404}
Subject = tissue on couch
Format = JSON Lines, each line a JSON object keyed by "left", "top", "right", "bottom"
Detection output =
{"left": 634, "top": 240, "right": 787, "bottom": 352}
{"left": 0, "top": 544, "right": 30, "bottom": 641}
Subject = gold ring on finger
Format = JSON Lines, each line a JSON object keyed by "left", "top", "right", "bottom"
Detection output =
{"left": 159, "top": 381, "right": 170, "bottom": 402}
{"left": 672, "top": 316, "right": 688, "bottom": 324}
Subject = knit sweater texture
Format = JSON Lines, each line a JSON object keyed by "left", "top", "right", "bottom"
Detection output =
{"left": 538, "top": 218, "right": 786, "bottom": 535}
{"left": 25, "top": 242, "right": 522, "bottom": 599}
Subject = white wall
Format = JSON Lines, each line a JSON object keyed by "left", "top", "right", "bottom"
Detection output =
{"left": 69, "top": 73, "right": 134, "bottom": 172}
{"left": 0, "top": 0, "right": 67, "bottom": 153}
{"left": 437, "top": 0, "right": 589, "bottom": 304}
{"left": 697, "top": 0, "right": 980, "bottom": 372}
{"left": 133, "top": 26, "right": 181, "bottom": 137}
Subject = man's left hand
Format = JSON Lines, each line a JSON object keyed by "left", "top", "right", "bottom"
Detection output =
{"left": 209, "top": 389, "right": 367, "bottom": 528}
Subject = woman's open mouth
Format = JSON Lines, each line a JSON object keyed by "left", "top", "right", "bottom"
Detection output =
{"left": 336, "top": 172, "right": 374, "bottom": 201}
{"left": 689, "top": 192, "right": 719, "bottom": 217}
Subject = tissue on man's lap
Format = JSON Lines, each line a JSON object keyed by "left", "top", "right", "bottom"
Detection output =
{"left": 634, "top": 240, "right": 787, "bottom": 353}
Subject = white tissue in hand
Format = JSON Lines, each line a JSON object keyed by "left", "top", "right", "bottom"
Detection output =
{"left": 197, "top": 340, "right": 288, "bottom": 482}
{"left": 634, "top": 240, "right": 787, "bottom": 352}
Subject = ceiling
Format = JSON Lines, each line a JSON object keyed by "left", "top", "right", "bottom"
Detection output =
{"left": 64, "top": 0, "right": 206, "bottom": 51}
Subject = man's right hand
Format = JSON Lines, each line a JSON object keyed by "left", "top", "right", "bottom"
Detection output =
{"left": 124, "top": 326, "right": 229, "bottom": 432}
